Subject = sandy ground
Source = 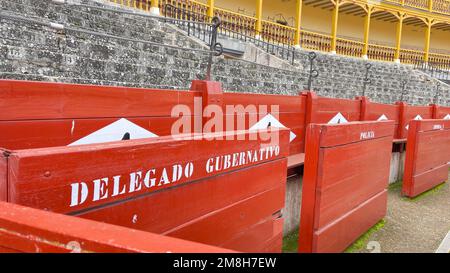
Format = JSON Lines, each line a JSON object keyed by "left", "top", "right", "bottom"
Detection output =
{"left": 288, "top": 172, "right": 450, "bottom": 253}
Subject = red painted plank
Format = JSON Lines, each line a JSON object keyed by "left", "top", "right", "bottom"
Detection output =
{"left": 318, "top": 121, "right": 395, "bottom": 147}
{"left": 8, "top": 130, "right": 289, "bottom": 214}
{"left": 408, "top": 164, "right": 448, "bottom": 197}
{"left": 306, "top": 93, "right": 362, "bottom": 124}
{"left": 0, "top": 117, "right": 197, "bottom": 150}
{"left": 298, "top": 124, "right": 322, "bottom": 253}
{"left": 313, "top": 190, "right": 387, "bottom": 253}
{"left": 399, "top": 105, "right": 434, "bottom": 139}
{"left": 220, "top": 216, "right": 279, "bottom": 253}
{"left": 433, "top": 105, "right": 450, "bottom": 119}
{"left": 360, "top": 98, "right": 400, "bottom": 138}
{"left": 315, "top": 136, "right": 392, "bottom": 228}
{"left": 0, "top": 80, "right": 198, "bottom": 121}
{"left": 166, "top": 186, "right": 285, "bottom": 247}
{"left": 0, "top": 151, "right": 6, "bottom": 202}
{"left": 223, "top": 92, "right": 305, "bottom": 114}
{"left": 0, "top": 201, "right": 232, "bottom": 253}
{"left": 78, "top": 159, "right": 287, "bottom": 234}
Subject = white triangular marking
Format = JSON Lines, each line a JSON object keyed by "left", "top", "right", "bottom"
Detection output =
{"left": 405, "top": 115, "right": 423, "bottom": 130}
{"left": 377, "top": 114, "right": 388, "bottom": 121}
{"left": 249, "top": 114, "right": 296, "bottom": 142}
{"left": 328, "top": 112, "right": 349, "bottom": 125}
{"left": 69, "top": 118, "right": 158, "bottom": 146}
{"left": 444, "top": 114, "right": 450, "bottom": 120}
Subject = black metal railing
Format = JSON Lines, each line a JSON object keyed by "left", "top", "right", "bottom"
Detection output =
{"left": 163, "top": 4, "right": 298, "bottom": 66}
{"left": 414, "top": 61, "right": 450, "bottom": 83}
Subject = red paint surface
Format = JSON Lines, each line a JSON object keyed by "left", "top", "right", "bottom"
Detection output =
{"left": 402, "top": 119, "right": 450, "bottom": 197}
{"left": 360, "top": 97, "right": 400, "bottom": 138}
{"left": 4, "top": 129, "right": 289, "bottom": 252}
{"left": 299, "top": 121, "right": 394, "bottom": 253}
{"left": 398, "top": 103, "right": 434, "bottom": 139}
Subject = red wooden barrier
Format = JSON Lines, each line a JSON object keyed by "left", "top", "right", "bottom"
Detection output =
{"left": 0, "top": 79, "right": 305, "bottom": 169}
{"left": 397, "top": 103, "right": 434, "bottom": 140}
{"left": 0, "top": 201, "right": 232, "bottom": 253}
{"left": 360, "top": 97, "right": 400, "bottom": 139}
{"left": 0, "top": 129, "right": 289, "bottom": 252}
{"left": 402, "top": 119, "right": 450, "bottom": 198}
{"left": 298, "top": 121, "right": 395, "bottom": 253}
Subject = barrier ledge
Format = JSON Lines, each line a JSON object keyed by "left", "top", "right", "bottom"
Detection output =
{"left": 0, "top": 201, "right": 232, "bottom": 253}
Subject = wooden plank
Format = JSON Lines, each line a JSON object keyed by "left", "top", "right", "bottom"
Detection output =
{"left": 299, "top": 121, "right": 393, "bottom": 253}
{"left": 360, "top": 98, "right": 400, "bottom": 139}
{"left": 409, "top": 164, "right": 448, "bottom": 197}
{"left": 310, "top": 96, "right": 362, "bottom": 124}
{"left": 0, "top": 151, "right": 6, "bottom": 202}
{"left": 399, "top": 105, "right": 434, "bottom": 139}
{"left": 298, "top": 124, "right": 322, "bottom": 253}
{"left": 313, "top": 190, "right": 388, "bottom": 253}
{"left": 315, "top": 136, "right": 392, "bottom": 228}
{"left": 0, "top": 201, "right": 232, "bottom": 253}
{"left": 166, "top": 186, "right": 285, "bottom": 247}
{"left": 220, "top": 216, "right": 279, "bottom": 253}
{"left": 318, "top": 121, "right": 394, "bottom": 147}
{"left": 78, "top": 159, "right": 287, "bottom": 234}
{"left": 0, "top": 80, "right": 198, "bottom": 121}
{"left": 223, "top": 93, "right": 305, "bottom": 114}
{"left": 0, "top": 117, "right": 197, "bottom": 150}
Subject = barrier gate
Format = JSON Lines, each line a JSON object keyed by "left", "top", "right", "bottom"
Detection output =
{"left": 402, "top": 119, "right": 450, "bottom": 198}
{"left": 0, "top": 201, "right": 231, "bottom": 253}
{"left": 0, "top": 129, "right": 290, "bottom": 253}
{"left": 299, "top": 121, "right": 395, "bottom": 253}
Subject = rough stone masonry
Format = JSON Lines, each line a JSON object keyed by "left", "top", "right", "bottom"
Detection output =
{"left": 0, "top": 0, "right": 448, "bottom": 105}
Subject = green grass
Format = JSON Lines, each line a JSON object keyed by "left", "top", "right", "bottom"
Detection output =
{"left": 405, "top": 182, "right": 446, "bottom": 202}
{"left": 282, "top": 228, "right": 299, "bottom": 253}
{"left": 282, "top": 220, "right": 386, "bottom": 253}
{"left": 388, "top": 180, "right": 403, "bottom": 191}
{"left": 389, "top": 179, "right": 447, "bottom": 202}
{"left": 345, "top": 219, "right": 386, "bottom": 253}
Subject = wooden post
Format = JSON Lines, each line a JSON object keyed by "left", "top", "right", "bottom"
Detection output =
{"left": 207, "top": 0, "right": 215, "bottom": 20}
{"left": 330, "top": 1, "right": 340, "bottom": 54}
{"left": 394, "top": 15, "right": 404, "bottom": 63}
{"left": 362, "top": 7, "right": 372, "bottom": 59}
{"left": 294, "top": 0, "right": 303, "bottom": 47}
{"left": 256, "top": 0, "right": 263, "bottom": 38}
{"left": 424, "top": 22, "right": 432, "bottom": 63}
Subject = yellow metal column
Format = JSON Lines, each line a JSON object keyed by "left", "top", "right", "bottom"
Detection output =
{"left": 207, "top": 0, "right": 215, "bottom": 20}
{"left": 362, "top": 7, "right": 372, "bottom": 59}
{"left": 150, "top": 0, "right": 160, "bottom": 15}
{"left": 394, "top": 15, "right": 404, "bottom": 63}
{"left": 256, "top": 0, "right": 263, "bottom": 38}
{"left": 330, "top": 1, "right": 340, "bottom": 54}
{"left": 424, "top": 22, "right": 432, "bottom": 63}
{"left": 428, "top": 0, "right": 433, "bottom": 11}
{"left": 294, "top": 0, "right": 303, "bottom": 47}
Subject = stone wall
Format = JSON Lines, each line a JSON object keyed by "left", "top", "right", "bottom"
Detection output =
{"left": 0, "top": 0, "right": 448, "bottom": 105}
